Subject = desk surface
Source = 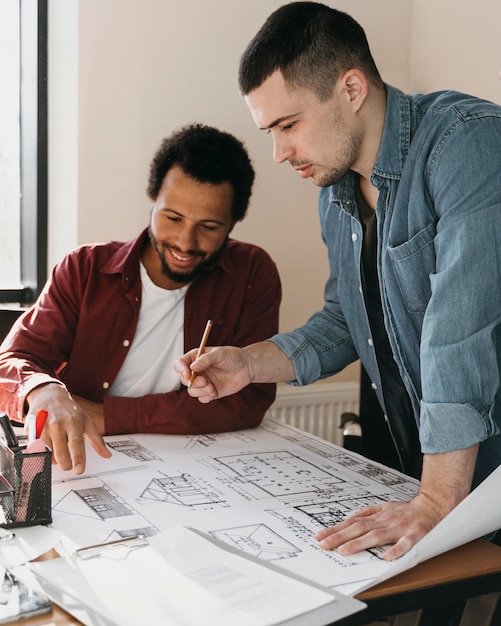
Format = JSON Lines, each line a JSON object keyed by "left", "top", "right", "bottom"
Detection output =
{"left": 356, "top": 538, "right": 501, "bottom": 621}
{"left": 17, "top": 538, "right": 501, "bottom": 626}
{"left": 10, "top": 424, "right": 501, "bottom": 624}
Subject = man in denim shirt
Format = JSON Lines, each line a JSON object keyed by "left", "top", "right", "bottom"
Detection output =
{"left": 176, "top": 2, "right": 501, "bottom": 559}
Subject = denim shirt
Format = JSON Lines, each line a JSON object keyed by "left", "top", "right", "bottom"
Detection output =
{"left": 271, "top": 85, "right": 501, "bottom": 483}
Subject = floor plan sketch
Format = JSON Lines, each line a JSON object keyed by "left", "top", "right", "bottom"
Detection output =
{"left": 183, "top": 430, "right": 263, "bottom": 450}
{"left": 49, "top": 418, "right": 420, "bottom": 591}
{"left": 140, "top": 472, "right": 226, "bottom": 508}
{"left": 296, "top": 494, "right": 392, "bottom": 527}
{"left": 213, "top": 450, "right": 340, "bottom": 498}
{"left": 261, "top": 420, "right": 418, "bottom": 496}
{"left": 107, "top": 439, "right": 163, "bottom": 462}
{"left": 75, "top": 486, "right": 133, "bottom": 520}
{"left": 210, "top": 523, "right": 300, "bottom": 561}
{"left": 54, "top": 479, "right": 143, "bottom": 522}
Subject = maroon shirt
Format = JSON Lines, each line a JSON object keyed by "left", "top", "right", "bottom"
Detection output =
{"left": 0, "top": 229, "right": 281, "bottom": 435}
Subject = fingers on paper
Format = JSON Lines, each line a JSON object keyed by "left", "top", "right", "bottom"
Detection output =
{"left": 314, "top": 501, "right": 421, "bottom": 559}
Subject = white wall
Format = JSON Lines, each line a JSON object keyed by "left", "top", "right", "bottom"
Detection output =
{"left": 48, "top": 0, "right": 500, "bottom": 385}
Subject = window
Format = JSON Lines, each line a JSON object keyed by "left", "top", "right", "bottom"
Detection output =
{"left": 0, "top": 3, "right": 20, "bottom": 290}
{"left": 0, "top": 0, "right": 47, "bottom": 306}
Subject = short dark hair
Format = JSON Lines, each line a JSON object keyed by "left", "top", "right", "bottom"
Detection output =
{"left": 239, "top": 1, "right": 383, "bottom": 101}
{"left": 147, "top": 124, "right": 255, "bottom": 223}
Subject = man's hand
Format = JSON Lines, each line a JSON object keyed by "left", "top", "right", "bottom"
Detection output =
{"left": 174, "top": 341, "right": 295, "bottom": 402}
{"left": 174, "top": 346, "right": 252, "bottom": 402}
{"left": 315, "top": 445, "right": 479, "bottom": 560}
{"left": 315, "top": 494, "right": 441, "bottom": 560}
{"left": 71, "top": 395, "right": 106, "bottom": 434}
{"left": 26, "top": 383, "right": 111, "bottom": 475}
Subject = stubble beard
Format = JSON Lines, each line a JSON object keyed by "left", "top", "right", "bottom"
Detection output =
{"left": 312, "top": 120, "right": 363, "bottom": 188}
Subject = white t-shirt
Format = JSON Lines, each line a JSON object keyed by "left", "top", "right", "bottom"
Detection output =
{"left": 108, "top": 263, "right": 188, "bottom": 397}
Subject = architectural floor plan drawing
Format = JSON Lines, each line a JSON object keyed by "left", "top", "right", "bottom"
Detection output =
{"left": 140, "top": 471, "right": 226, "bottom": 508}
{"left": 50, "top": 417, "right": 420, "bottom": 591}
{"left": 210, "top": 523, "right": 300, "bottom": 561}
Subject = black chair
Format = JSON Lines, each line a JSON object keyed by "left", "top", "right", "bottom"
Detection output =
{"left": 340, "top": 365, "right": 402, "bottom": 471}
{"left": 0, "top": 309, "right": 25, "bottom": 343}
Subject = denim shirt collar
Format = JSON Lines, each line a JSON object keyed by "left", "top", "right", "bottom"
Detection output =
{"left": 326, "top": 84, "right": 411, "bottom": 213}
{"left": 371, "top": 84, "right": 411, "bottom": 185}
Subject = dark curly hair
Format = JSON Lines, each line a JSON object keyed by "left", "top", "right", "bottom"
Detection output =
{"left": 147, "top": 124, "right": 255, "bottom": 223}
{"left": 239, "top": 2, "right": 383, "bottom": 101}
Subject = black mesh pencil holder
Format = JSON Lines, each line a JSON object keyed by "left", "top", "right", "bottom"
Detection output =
{"left": 0, "top": 440, "right": 52, "bottom": 528}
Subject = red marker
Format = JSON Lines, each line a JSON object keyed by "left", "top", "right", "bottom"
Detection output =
{"left": 35, "top": 409, "right": 49, "bottom": 439}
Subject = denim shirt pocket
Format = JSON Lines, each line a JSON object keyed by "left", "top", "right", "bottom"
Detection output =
{"left": 387, "top": 221, "right": 436, "bottom": 313}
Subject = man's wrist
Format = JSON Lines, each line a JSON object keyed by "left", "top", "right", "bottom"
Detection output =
{"left": 244, "top": 340, "right": 294, "bottom": 384}
{"left": 25, "top": 381, "right": 69, "bottom": 413}
{"left": 419, "top": 446, "right": 479, "bottom": 514}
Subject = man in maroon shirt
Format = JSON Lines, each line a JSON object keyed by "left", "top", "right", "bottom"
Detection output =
{"left": 0, "top": 124, "right": 281, "bottom": 474}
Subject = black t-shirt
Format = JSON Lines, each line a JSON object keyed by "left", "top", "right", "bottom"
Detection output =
{"left": 357, "top": 185, "right": 422, "bottom": 477}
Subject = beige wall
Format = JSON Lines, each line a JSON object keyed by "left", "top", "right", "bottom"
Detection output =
{"left": 48, "top": 0, "right": 500, "bottom": 385}
{"left": 410, "top": 0, "right": 501, "bottom": 104}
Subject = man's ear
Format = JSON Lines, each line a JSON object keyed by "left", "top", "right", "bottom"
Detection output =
{"left": 339, "top": 69, "right": 368, "bottom": 112}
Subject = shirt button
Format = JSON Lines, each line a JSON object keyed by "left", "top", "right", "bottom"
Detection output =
{"left": 351, "top": 233, "right": 358, "bottom": 242}
{"left": 103, "top": 382, "right": 110, "bottom": 389}
{"left": 123, "top": 339, "right": 130, "bottom": 347}
{"left": 368, "top": 338, "right": 373, "bottom": 346}
{"left": 371, "top": 382, "right": 378, "bottom": 390}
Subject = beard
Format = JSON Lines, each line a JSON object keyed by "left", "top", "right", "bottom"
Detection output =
{"left": 306, "top": 116, "right": 363, "bottom": 188}
{"left": 315, "top": 164, "right": 351, "bottom": 188}
{"left": 148, "top": 227, "right": 224, "bottom": 285}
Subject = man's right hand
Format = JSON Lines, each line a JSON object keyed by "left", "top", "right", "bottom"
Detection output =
{"left": 175, "top": 346, "right": 253, "bottom": 402}
{"left": 174, "top": 340, "right": 295, "bottom": 402}
{"left": 26, "top": 383, "right": 111, "bottom": 475}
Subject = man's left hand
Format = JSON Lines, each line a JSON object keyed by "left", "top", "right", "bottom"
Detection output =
{"left": 315, "top": 494, "right": 441, "bottom": 560}
{"left": 315, "top": 444, "right": 479, "bottom": 559}
{"left": 72, "top": 395, "right": 105, "bottom": 435}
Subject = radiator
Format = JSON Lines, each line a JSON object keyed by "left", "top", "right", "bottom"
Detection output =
{"left": 266, "top": 381, "right": 359, "bottom": 447}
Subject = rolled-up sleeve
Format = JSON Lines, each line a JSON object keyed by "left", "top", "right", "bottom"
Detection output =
{"left": 418, "top": 114, "right": 501, "bottom": 453}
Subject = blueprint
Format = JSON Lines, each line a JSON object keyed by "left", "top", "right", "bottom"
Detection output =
{"left": 50, "top": 417, "right": 420, "bottom": 593}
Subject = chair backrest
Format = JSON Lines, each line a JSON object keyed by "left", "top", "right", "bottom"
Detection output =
{"left": 0, "top": 309, "right": 24, "bottom": 343}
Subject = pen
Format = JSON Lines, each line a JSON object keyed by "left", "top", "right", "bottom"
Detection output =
{"left": 0, "top": 412, "right": 18, "bottom": 448}
{"left": 75, "top": 534, "right": 148, "bottom": 559}
{"left": 187, "top": 319, "right": 212, "bottom": 390}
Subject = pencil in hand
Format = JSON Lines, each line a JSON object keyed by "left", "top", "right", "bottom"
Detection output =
{"left": 187, "top": 320, "right": 212, "bottom": 389}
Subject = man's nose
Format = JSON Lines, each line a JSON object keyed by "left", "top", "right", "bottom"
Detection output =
{"left": 273, "top": 137, "right": 294, "bottom": 164}
{"left": 175, "top": 225, "right": 198, "bottom": 250}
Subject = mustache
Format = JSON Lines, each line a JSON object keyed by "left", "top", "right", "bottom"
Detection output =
{"left": 162, "top": 243, "right": 206, "bottom": 259}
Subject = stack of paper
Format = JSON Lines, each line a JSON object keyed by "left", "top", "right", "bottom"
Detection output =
{"left": 28, "top": 526, "right": 365, "bottom": 626}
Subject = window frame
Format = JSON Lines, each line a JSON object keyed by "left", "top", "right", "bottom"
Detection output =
{"left": 0, "top": 0, "right": 48, "bottom": 306}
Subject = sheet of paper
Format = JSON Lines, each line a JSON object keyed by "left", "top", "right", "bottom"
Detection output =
{"left": 48, "top": 419, "right": 420, "bottom": 591}
{"left": 0, "top": 526, "right": 63, "bottom": 569}
{"left": 29, "top": 526, "right": 364, "bottom": 626}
